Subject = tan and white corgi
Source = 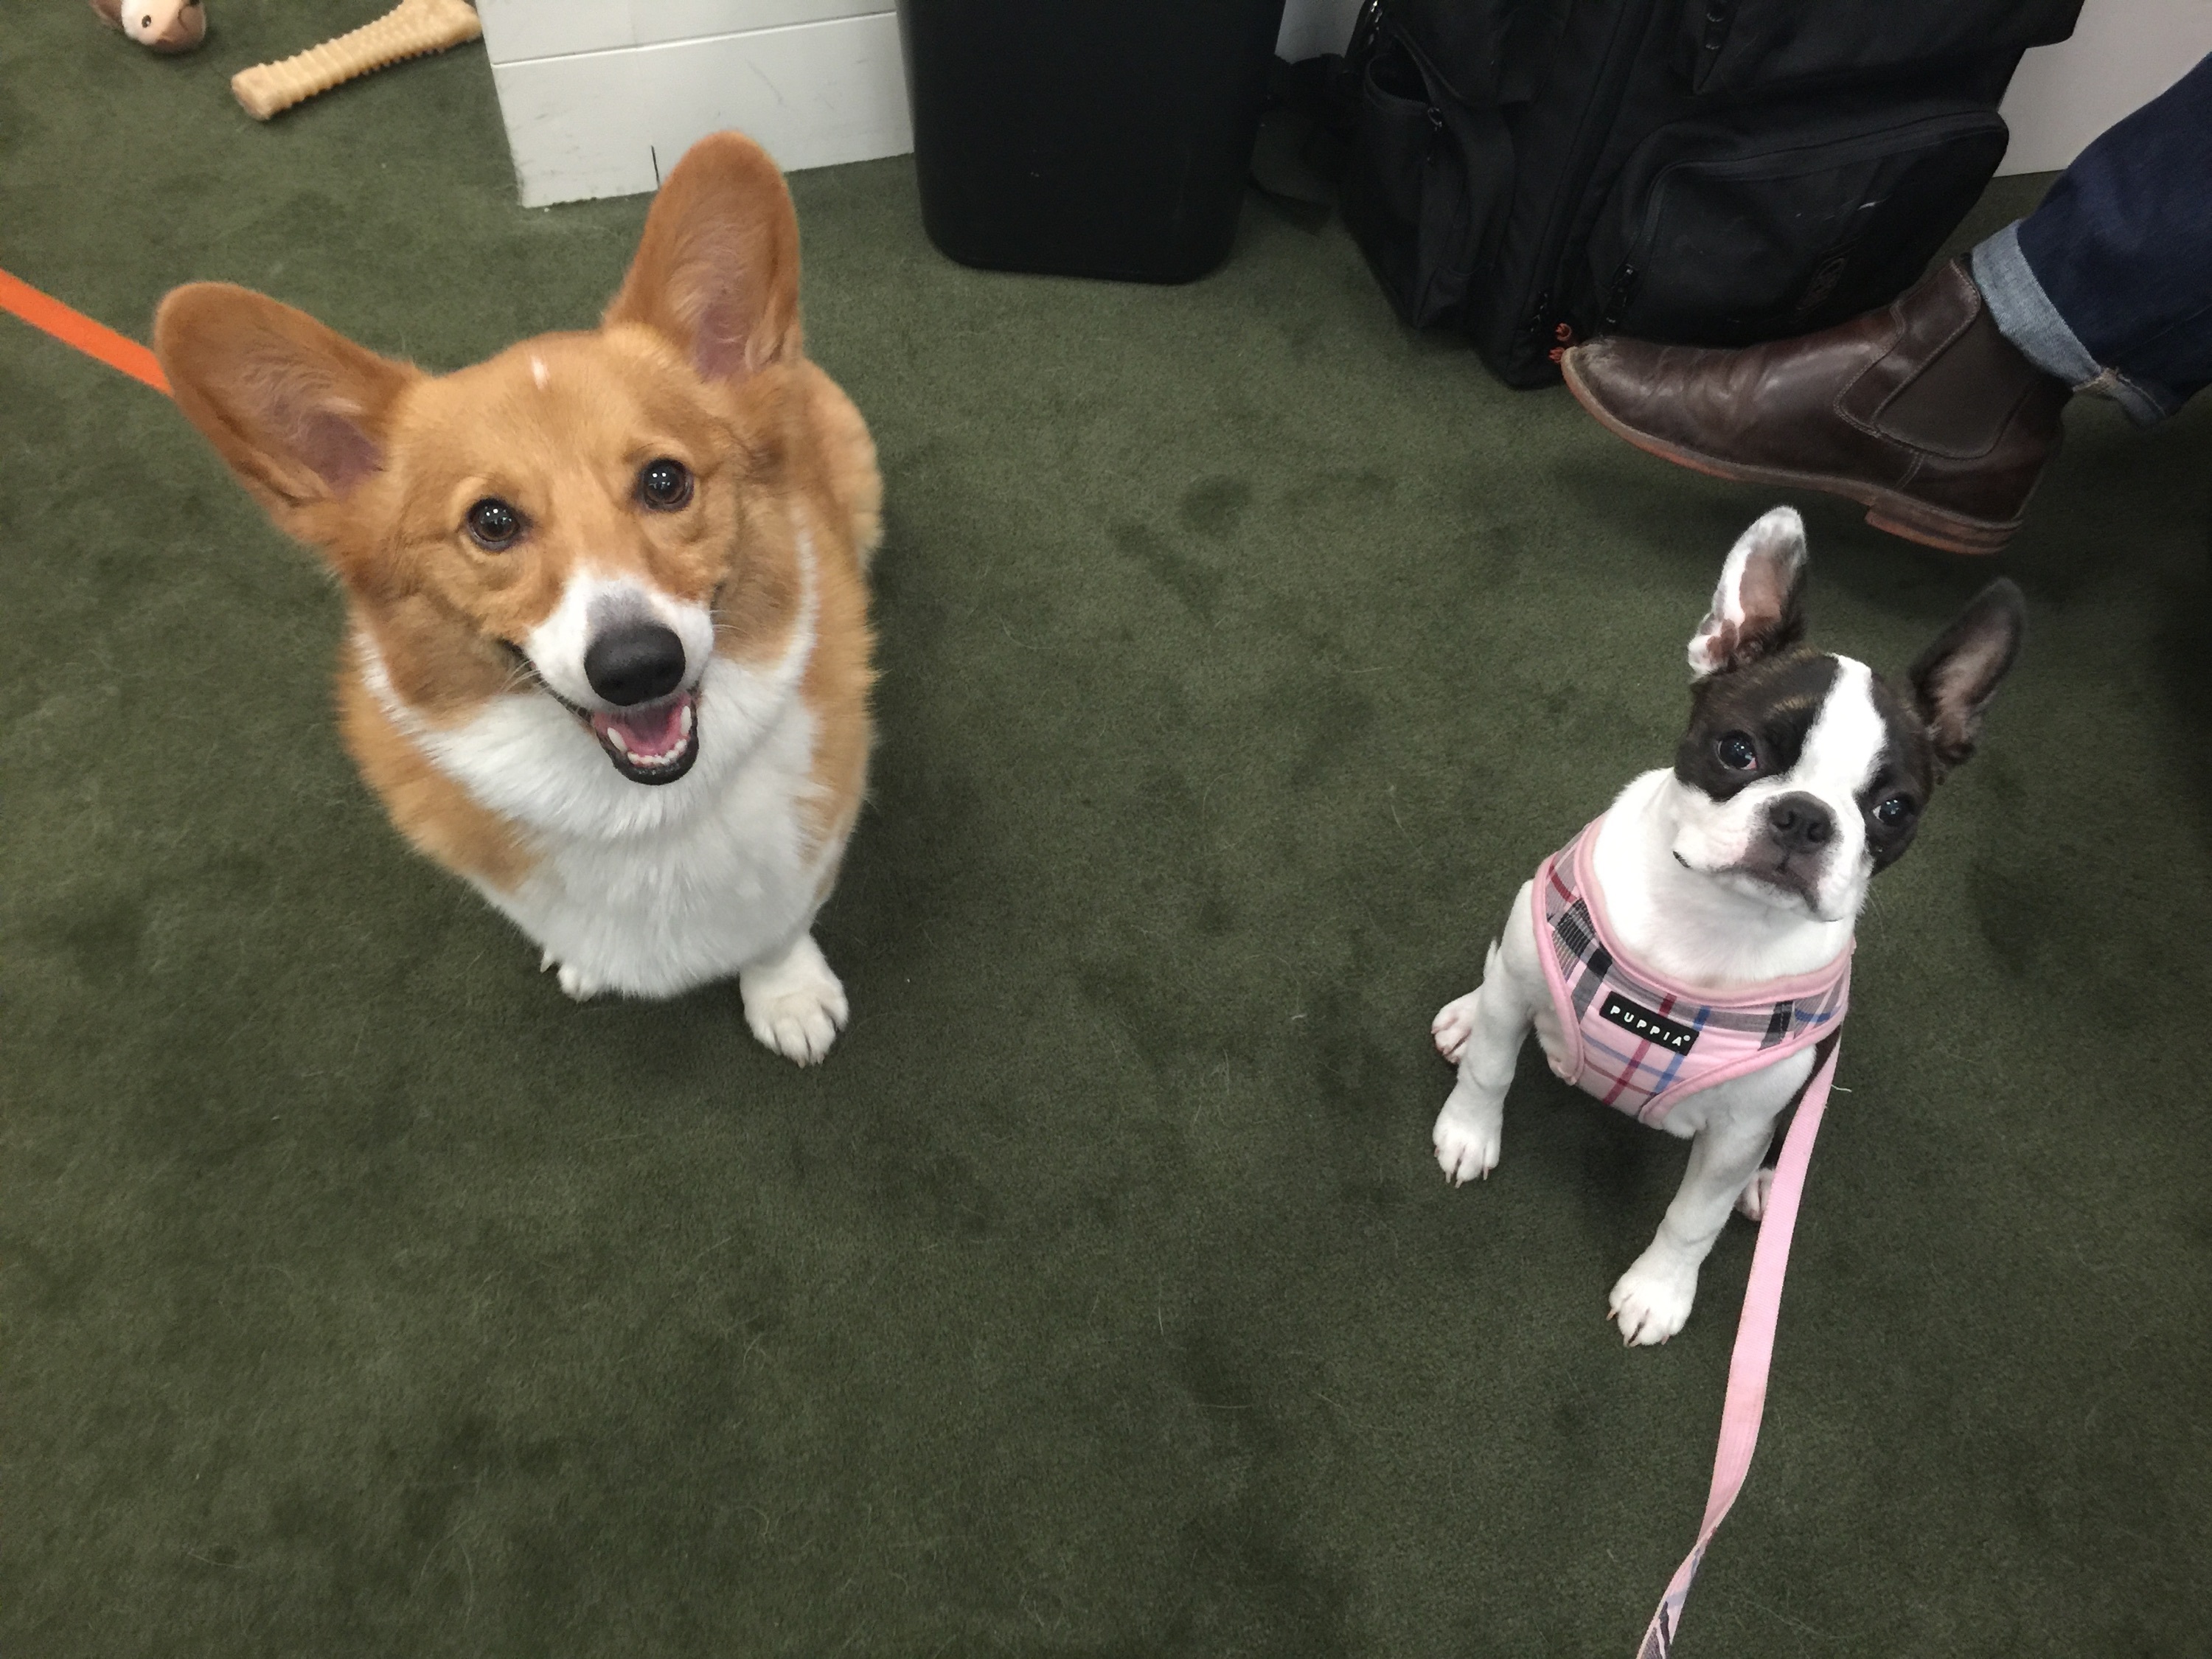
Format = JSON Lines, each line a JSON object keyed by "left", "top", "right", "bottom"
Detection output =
{"left": 153, "top": 132, "right": 880, "bottom": 1064}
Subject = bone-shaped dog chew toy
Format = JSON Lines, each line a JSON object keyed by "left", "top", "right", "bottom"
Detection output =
{"left": 232, "top": 0, "right": 481, "bottom": 121}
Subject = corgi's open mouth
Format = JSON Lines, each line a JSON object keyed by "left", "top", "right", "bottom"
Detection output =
{"left": 583, "top": 692, "right": 700, "bottom": 785}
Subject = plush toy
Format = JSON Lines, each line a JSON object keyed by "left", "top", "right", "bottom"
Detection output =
{"left": 88, "top": 0, "right": 206, "bottom": 54}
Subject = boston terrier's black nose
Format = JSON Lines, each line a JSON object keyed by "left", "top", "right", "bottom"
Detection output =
{"left": 1765, "top": 793, "right": 1834, "bottom": 852}
{"left": 584, "top": 622, "right": 686, "bottom": 706}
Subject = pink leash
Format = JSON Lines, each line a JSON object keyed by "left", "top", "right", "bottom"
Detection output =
{"left": 1636, "top": 1038, "right": 1842, "bottom": 1659}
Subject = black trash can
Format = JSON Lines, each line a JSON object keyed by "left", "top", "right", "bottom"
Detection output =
{"left": 896, "top": 0, "right": 1290, "bottom": 284}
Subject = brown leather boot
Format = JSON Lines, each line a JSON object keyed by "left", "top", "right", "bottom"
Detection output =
{"left": 1560, "top": 260, "right": 2070, "bottom": 555}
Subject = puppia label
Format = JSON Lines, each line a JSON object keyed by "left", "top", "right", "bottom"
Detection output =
{"left": 1599, "top": 994, "right": 1699, "bottom": 1054}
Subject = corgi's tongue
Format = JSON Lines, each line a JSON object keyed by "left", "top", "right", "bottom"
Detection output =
{"left": 588, "top": 692, "right": 697, "bottom": 775}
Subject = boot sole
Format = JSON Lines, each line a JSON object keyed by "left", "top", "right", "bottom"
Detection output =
{"left": 1561, "top": 354, "right": 2018, "bottom": 556}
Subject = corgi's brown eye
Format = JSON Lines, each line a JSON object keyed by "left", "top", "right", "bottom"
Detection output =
{"left": 1717, "top": 731, "right": 1758, "bottom": 771}
{"left": 466, "top": 498, "right": 523, "bottom": 550}
{"left": 639, "top": 458, "right": 692, "bottom": 511}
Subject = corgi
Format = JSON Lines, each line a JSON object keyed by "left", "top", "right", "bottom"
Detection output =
{"left": 153, "top": 131, "right": 881, "bottom": 1064}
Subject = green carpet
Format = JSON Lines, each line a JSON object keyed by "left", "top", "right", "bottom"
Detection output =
{"left": 4, "top": 7, "right": 2208, "bottom": 1655}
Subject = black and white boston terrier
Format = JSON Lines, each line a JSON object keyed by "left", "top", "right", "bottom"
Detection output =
{"left": 1431, "top": 507, "right": 2024, "bottom": 1344}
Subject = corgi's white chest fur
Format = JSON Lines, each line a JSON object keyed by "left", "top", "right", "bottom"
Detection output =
{"left": 358, "top": 613, "right": 830, "bottom": 1000}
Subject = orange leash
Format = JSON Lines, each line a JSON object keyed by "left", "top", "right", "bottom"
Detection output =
{"left": 0, "top": 267, "right": 170, "bottom": 394}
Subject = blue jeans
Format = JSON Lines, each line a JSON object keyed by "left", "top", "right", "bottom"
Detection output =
{"left": 1971, "top": 50, "right": 2212, "bottom": 425}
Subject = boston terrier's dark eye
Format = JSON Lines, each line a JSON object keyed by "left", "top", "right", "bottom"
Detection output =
{"left": 639, "top": 457, "right": 693, "bottom": 511}
{"left": 1717, "top": 731, "right": 1758, "bottom": 771}
{"left": 465, "top": 497, "right": 524, "bottom": 550}
{"left": 1874, "top": 795, "right": 1916, "bottom": 827}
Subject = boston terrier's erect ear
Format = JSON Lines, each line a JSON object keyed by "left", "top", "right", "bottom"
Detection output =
{"left": 1909, "top": 580, "right": 2026, "bottom": 776}
{"left": 1687, "top": 507, "right": 1809, "bottom": 679}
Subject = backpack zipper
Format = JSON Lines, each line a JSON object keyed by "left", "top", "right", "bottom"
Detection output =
{"left": 1694, "top": 0, "right": 1733, "bottom": 93}
{"left": 1509, "top": 0, "right": 1665, "bottom": 369}
{"left": 1600, "top": 264, "right": 1639, "bottom": 332}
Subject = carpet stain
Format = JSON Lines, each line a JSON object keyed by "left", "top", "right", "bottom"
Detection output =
{"left": 1284, "top": 674, "right": 1377, "bottom": 788}
{"left": 1110, "top": 518, "right": 1225, "bottom": 621}
{"left": 1178, "top": 476, "right": 1253, "bottom": 539}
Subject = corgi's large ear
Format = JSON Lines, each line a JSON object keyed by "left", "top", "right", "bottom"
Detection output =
{"left": 1686, "top": 506, "right": 1809, "bottom": 678}
{"left": 154, "top": 282, "right": 415, "bottom": 543}
{"left": 603, "top": 130, "right": 801, "bottom": 383}
{"left": 1910, "top": 578, "right": 2025, "bottom": 776}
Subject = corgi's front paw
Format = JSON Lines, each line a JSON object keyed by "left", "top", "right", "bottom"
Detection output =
{"left": 740, "top": 935, "right": 848, "bottom": 1066}
{"left": 1608, "top": 1251, "right": 1697, "bottom": 1346}
{"left": 542, "top": 950, "right": 607, "bottom": 1001}
{"left": 1433, "top": 1085, "right": 1502, "bottom": 1185}
{"left": 1431, "top": 993, "right": 1480, "bottom": 1064}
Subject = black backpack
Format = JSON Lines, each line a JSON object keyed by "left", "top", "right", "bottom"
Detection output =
{"left": 1339, "top": 0, "right": 2085, "bottom": 386}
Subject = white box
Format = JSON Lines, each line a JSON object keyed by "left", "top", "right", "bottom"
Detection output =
{"left": 479, "top": 0, "right": 914, "bottom": 207}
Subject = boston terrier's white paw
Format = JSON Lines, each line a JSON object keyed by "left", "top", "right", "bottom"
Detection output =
{"left": 1431, "top": 993, "right": 1479, "bottom": 1064}
{"left": 1608, "top": 1250, "right": 1698, "bottom": 1346}
{"left": 1736, "top": 1166, "right": 1775, "bottom": 1222}
{"left": 1433, "top": 1087, "right": 1502, "bottom": 1185}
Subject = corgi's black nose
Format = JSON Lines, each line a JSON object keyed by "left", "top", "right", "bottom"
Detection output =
{"left": 1765, "top": 793, "right": 1834, "bottom": 852}
{"left": 585, "top": 622, "right": 686, "bottom": 706}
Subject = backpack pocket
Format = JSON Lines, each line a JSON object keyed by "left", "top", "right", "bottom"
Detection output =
{"left": 1585, "top": 99, "right": 2008, "bottom": 347}
{"left": 1680, "top": 0, "right": 2081, "bottom": 97}
{"left": 1340, "top": 25, "right": 1514, "bottom": 330}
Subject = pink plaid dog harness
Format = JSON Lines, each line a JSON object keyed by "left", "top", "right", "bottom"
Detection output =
{"left": 1534, "top": 819, "right": 1850, "bottom": 1126}
{"left": 1533, "top": 819, "right": 1852, "bottom": 1658}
